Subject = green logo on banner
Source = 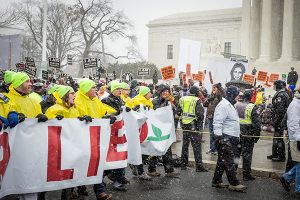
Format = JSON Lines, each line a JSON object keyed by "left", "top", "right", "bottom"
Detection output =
{"left": 147, "top": 124, "right": 170, "bottom": 141}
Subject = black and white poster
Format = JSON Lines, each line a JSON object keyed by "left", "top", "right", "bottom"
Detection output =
{"left": 16, "top": 63, "right": 26, "bottom": 72}
{"left": 24, "top": 66, "right": 37, "bottom": 77}
{"left": 48, "top": 57, "right": 61, "bottom": 69}
{"left": 83, "top": 58, "right": 97, "bottom": 69}
{"left": 229, "top": 58, "right": 248, "bottom": 81}
{"left": 42, "top": 70, "right": 49, "bottom": 80}
{"left": 25, "top": 57, "right": 35, "bottom": 68}
{"left": 137, "top": 68, "right": 150, "bottom": 76}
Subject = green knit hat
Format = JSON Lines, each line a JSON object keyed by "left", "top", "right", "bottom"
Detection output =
{"left": 79, "top": 78, "right": 95, "bottom": 94}
{"left": 12, "top": 72, "right": 30, "bottom": 89}
{"left": 110, "top": 80, "right": 122, "bottom": 92}
{"left": 47, "top": 84, "right": 59, "bottom": 95}
{"left": 4, "top": 71, "right": 16, "bottom": 84}
{"left": 57, "top": 85, "right": 74, "bottom": 98}
{"left": 120, "top": 82, "right": 130, "bottom": 90}
{"left": 139, "top": 86, "right": 150, "bottom": 96}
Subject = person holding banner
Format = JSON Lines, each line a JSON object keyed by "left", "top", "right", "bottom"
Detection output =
{"left": 178, "top": 86, "right": 208, "bottom": 173}
{"left": 131, "top": 86, "right": 153, "bottom": 110}
{"left": 212, "top": 86, "right": 247, "bottom": 192}
{"left": 74, "top": 78, "right": 115, "bottom": 199}
{"left": 120, "top": 82, "right": 134, "bottom": 108}
{"left": 7, "top": 72, "right": 48, "bottom": 200}
{"left": 102, "top": 81, "right": 129, "bottom": 192}
{"left": 29, "top": 82, "right": 45, "bottom": 103}
{"left": 149, "top": 84, "right": 180, "bottom": 177}
{"left": 40, "top": 84, "right": 60, "bottom": 114}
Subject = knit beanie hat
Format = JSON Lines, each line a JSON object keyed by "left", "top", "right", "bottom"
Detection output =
{"left": 4, "top": 71, "right": 16, "bottom": 84}
{"left": 57, "top": 85, "right": 74, "bottom": 98}
{"left": 12, "top": 72, "right": 29, "bottom": 89}
{"left": 110, "top": 80, "right": 122, "bottom": 92}
{"left": 139, "top": 86, "right": 150, "bottom": 96}
{"left": 120, "top": 82, "right": 130, "bottom": 90}
{"left": 79, "top": 78, "right": 95, "bottom": 94}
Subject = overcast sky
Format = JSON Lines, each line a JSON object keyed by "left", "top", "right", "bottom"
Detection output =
{"left": 0, "top": 0, "right": 242, "bottom": 60}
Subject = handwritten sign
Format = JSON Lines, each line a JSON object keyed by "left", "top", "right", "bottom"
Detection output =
{"left": 257, "top": 71, "right": 268, "bottom": 82}
{"left": 181, "top": 73, "right": 187, "bottom": 85}
{"left": 186, "top": 64, "right": 191, "bottom": 77}
{"left": 160, "top": 66, "right": 175, "bottom": 81}
{"left": 242, "top": 74, "right": 255, "bottom": 85}
{"left": 269, "top": 73, "right": 279, "bottom": 82}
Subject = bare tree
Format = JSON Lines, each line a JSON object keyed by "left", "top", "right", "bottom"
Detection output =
{"left": 0, "top": 7, "right": 21, "bottom": 28}
{"left": 74, "top": 0, "right": 134, "bottom": 77}
{"left": 17, "top": 0, "right": 80, "bottom": 62}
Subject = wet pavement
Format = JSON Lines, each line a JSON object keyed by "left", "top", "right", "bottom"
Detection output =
{"left": 2, "top": 167, "right": 298, "bottom": 200}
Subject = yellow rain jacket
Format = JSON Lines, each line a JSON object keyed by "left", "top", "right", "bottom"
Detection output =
{"left": 75, "top": 90, "right": 115, "bottom": 118}
{"left": 7, "top": 88, "right": 42, "bottom": 118}
{"left": 53, "top": 91, "right": 62, "bottom": 104}
{"left": 255, "top": 92, "right": 263, "bottom": 105}
{"left": 121, "top": 94, "right": 134, "bottom": 108}
{"left": 0, "top": 94, "right": 12, "bottom": 117}
{"left": 29, "top": 92, "right": 43, "bottom": 103}
{"left": 45, "top": 103, "right": 79, "bottom": 119}
{"left": 131, "top": 94, "right": 153, "bottom": 109}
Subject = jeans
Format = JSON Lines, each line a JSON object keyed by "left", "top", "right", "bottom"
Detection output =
{"left": 239, "top": 137, "right": 255, "bottom": 177}
{"left": 283, "top": 163, "right": 300, "bottom": 193}
{"left": 93, "top": 183, "right": 107, "bottom": 197}
{"left": 207, "top": 118, "right": 216, "bottom": 152}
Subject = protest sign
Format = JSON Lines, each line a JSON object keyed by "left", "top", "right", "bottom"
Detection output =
{"left": 83, "top": 58, "right": 97, "bottom": 69}
{"left": 186, "top": 64, "right": 191, "bottom": 77}
{"left": 257, "top": 71, "right": 268, "bottom": 82}
{"left": 160, "top": 66, "right": 175, "bottom": 80}
{"left": 48, "top": 57, "right": 61, "bottom": 69}
{"left": 181, "top": 73, "right": 187, "bottom": 85}
{"left": 242, "top": 74, "right": 255, "bottom": 85}
{"left": 269, "top": 73, "right": 279, "bottom": 83}
{"left": 25, "top": 57, "right": 35, "bottom": 68}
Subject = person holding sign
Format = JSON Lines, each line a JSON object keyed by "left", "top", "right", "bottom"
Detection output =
{"left": 0, "top": 70, "right": 16, "bottom": 94}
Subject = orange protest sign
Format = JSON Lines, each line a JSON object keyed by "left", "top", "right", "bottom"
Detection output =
{"left": 198, "top": 71, "right": 204, "bottom": 81}
{"left": 160, "top": 66, "right": 175, "bottom": 81}
{"left": 181, "top": 73, "right": 187, "bottom": 84}
{"left": 242, "top": 74, "right": 255, "bottom": 85}
{"left": 186, "top": 64, "right": 191, "bottom": 77}
{"left": 269, "top": 73, "right": 279, "bottom": 82}
{"left": 192, "top": 71, "right": 204, "bottom": 82}
{"left": 257, "top": 71, "right": 268, "bottom": 82}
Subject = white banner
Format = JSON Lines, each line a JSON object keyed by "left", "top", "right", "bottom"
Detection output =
{"left": 178, "top": 38, "right": 201, "bottom": 74}
{"left": 139, "top": 105, "right": 176, "bottom": 156}
{"left": 0, "top": 119, "right": 111, "bottom": 198}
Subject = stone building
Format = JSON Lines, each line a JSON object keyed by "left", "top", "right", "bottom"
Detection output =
{"left": 147, "top": 0, "right": 300, "bottom": 76}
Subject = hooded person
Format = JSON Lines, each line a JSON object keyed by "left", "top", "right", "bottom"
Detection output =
{"left": 131, "top": 86, "right": 153, "bottom": 110}
{"left": 1, "top": 70, "right": 16, "bottom": 94}
{"left": 7, "top": 72, "right": 47, "bottom": 200}
{"left": 120, "top": 82, "right": 134, "bottom": 108}
{"left": 212, "top": 86, "right": 247, "bottom": 192}
{"left": 75, "top": 78, "right": 115, "bottom": 118}
{"left": 40, "top": 84, "right": 60, "bottom": 114}
{"left": 45, "top": 86, "right": 79, "bottom": 119}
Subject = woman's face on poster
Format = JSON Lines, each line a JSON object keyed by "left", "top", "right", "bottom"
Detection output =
{"left": 233, "top": 67, "right": 242, "bottom": 80}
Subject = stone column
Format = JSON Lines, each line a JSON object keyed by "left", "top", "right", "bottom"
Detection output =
{"left": 279, "top": 0, "right": 294, "bottom": 61}
{"left": 258, "top": 0, "right": 272, "bottom": 61}
{"left": 241, "top": 0, "right": 251, "bottom": 58}
{"left": 249, "top": 0, "right": 260, "bottom": 60}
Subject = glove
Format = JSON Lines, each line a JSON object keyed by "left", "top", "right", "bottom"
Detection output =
{"left": 56, "top": 115, "right": 64, "bottom": 120}
{"left": 36, "top": 114, "right": 48, "bottom": 123}
{"left": 297, "top": 141, "right": 300, "bottom": 151}
{"left": 78, "top": 115, "right": 93, "bottom": 123}
{"left": 214, "top": 135, "right": 224, "bottom": 150}
{"left": 110, "top": 116, "right": 117, "bottom": 124}
{"left": 7, "top": 111, "right": 19, "bottom": 128}
{"left": 18, "top": 113, "right": 26, "bottom": 123}
{"left": 0, "top": 116, "right": 9, "bottom": 130}
{"left": 132, "top": 105, "right": 140, "bottom": 111}
{"left": 125, "top": 107, "right": 131, "bottom": 112}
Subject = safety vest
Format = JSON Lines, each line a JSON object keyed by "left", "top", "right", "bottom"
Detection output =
{"left": 239, "top": 103, "right": 255, "bottom": 125}
{"left": 179, "top": 96, "right": 198, "bottom": 125}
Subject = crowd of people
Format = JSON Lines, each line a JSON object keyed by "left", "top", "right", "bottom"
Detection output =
{"left": 0, "top": 69, "right": 300, "bottom": 199}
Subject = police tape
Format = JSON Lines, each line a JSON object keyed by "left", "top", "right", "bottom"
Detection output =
{"left": 176, "top": 129, "right": 288, "bottom": 139}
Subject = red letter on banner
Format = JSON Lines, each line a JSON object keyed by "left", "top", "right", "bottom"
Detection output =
{"left": 139, "top": 122, "right": 148, "bottom": 143}
{"left": 87, "top": 126, "right": 101, "bottom": 177}
{"left": 47, "top": 126, "right": 74, "bottom": 182}
{"left": 106, "top": 120, "right": 127, "bottom": 162}
{"left": 0, "top": 132, "right": 10, "bottom": 179}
